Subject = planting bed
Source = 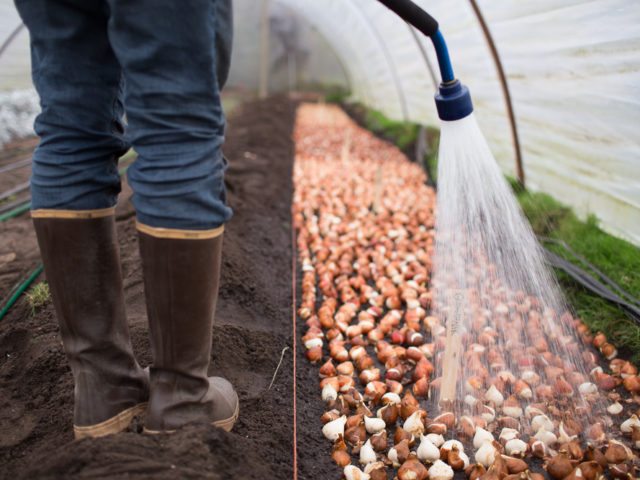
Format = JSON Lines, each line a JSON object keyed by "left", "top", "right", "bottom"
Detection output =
{"left": 294, "top": 104, "right": 640, "bottom": 480}
{"left": 0, "top": 96, "right": 295, "bottom": 479}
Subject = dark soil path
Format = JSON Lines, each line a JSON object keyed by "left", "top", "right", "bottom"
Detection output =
{"left": 0, "top": 96, "right": 295, "bottom": 479}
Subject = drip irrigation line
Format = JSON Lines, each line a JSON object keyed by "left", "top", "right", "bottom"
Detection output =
{"left": 0, "top": 201, "right": 31, "bottom": 222}
{"left": 0, "top": 196, "right": 30, "bottom": 215}
{"left": 0, "top": 157, "right": 31, "bottom": 174}
{"left": 543, "top": 247, "right": 640, "bottom": 325}
{"left": 540, "top": 236, "right": 640, "bottom": 309}
{"left": 0, "top": 264, "right": 43, "bottom": 321}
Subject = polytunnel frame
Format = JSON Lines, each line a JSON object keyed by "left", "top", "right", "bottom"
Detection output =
{"left": 348, "top": 0, "right": 410, "bottom": 121}
{"left": 0, "top": 23, "right": 24, "bottom": 58}
{"left": 277, "top": 0, "right": 380, "bottom": 109}
{"left": 272, "top": 1, "right": 357, "bottom": 101}
{"left": 467, "top": 0, "right": 524, "bottom": 186}
{"left": 271, "top": 0, "right": 525, "bottom": 185}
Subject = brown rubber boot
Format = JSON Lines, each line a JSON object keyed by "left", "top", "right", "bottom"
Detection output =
{"left": 32, "top": 208, "right": 149, "bottom": 439}
{"left": 137, "top": 223, "right": 239, "bottom": 433}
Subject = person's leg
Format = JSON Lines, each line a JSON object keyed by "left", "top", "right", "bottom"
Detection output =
{"left": 106, "top": 0, "right": 238, "bottom": 432}
{"left": 15, "top": 0, "right": 148, "bottom": 438}
{"left": 215, "top": 0, "right": 233, "bottom": 90}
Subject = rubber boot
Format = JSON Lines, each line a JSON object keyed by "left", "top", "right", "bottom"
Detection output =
{"left": 137, "top": 223, "right": 239, "bottom": 433}
{"left": 32, "top": 208, "right": 149, "bottom": 439}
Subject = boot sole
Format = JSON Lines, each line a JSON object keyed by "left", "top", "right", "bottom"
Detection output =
{"left": 73, "top": 402, "right": 148, "bottom": 440}
{"left": 143, "top": 400, "right": 240, "bottom": 435}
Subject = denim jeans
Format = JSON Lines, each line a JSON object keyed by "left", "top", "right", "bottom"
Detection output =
{"left": 15, "top": 0, "right": 233, "bottom": 230}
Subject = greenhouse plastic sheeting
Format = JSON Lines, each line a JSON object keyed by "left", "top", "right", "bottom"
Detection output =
{"left": 1, "top": 0, "right": 639, "bottom": 245}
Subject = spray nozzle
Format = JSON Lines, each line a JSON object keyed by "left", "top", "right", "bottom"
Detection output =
{"left": 375, "top": 1, "right": 474, "bottom": 121}
{"left": 435, "top": 80, "right": 474, "bottom": 121}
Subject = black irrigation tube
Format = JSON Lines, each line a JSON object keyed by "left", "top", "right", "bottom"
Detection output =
{"left": 540, "top": 236, "right": 640, "bottom": 309}
{"left": 542, "top": 245, "right": 640, "bottom": 326}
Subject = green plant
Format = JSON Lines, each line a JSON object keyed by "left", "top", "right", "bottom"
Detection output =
{"left": 513, "top": 186, "right": 640, "bottom": 363}
{"left": 324, "top": 85, "right": 351, "bottom": 104}
{"left": 26, "top": 281, "right": 50, "bottom": 315}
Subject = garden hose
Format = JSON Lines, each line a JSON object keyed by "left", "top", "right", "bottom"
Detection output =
{"left": 377, "top": 0, "right": 473, "bottom": 121}
{"left": 0, "top": 264, "right": 43, "bottom": 321}
{"left": 540, "top": 236, "right": 640, "bottom": 309}
{"left": 0, "top": 197, "right": 31, "bottom": 216}
{"left": 542, "top": 246, "right": 640, "bottom": 325}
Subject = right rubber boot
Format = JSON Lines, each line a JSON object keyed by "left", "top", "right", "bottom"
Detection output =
{"left": 32, "top": 208, "right": 149, "bottom": 439}
{"left": 137, "top": 222, "right": 239, "bottom": 433}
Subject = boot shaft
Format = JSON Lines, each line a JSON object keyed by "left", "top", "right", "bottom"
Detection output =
{"left": 32, "top": 208, "right": 148, "bottom": 428}
{"left": 137, "top": 224, "right": 237, "bottom": 432}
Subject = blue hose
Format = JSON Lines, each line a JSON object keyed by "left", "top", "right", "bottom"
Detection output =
{"left": 432, "top": 30, "right": 455, "bottom": 83}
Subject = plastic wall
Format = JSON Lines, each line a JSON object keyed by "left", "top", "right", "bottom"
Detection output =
{"left": 1, "top": 0, "right": 639, "bottom": 244}
{"left": 276, "top": 0, "right": 640, "bottom": 246}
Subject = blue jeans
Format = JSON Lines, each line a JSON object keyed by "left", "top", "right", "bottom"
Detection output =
{"left": 15, "top": 0, "right": 233, "bottom": 230}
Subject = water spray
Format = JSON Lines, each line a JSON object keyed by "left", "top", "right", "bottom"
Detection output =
{"left": 377, "top": 0, "right": 475, "bottom": 407}
{"left": 378, "top": 0, "right": 605, "bottom": 423}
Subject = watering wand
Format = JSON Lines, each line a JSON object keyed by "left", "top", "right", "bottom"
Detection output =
{"left": 376, "top": 0, "right": 473, "bottom": 122}
{"left": 376, "top": 0, "right": 474, "bottom": 405}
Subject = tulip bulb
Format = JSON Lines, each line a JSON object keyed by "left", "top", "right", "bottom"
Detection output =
{"left": 578, "top": 382, "right": 597, "bottom": 395}
{"left": 425, "top": 433, "right": 444, "bottom": 447}
{"left": 364, "top": 462, "right": 387, "bottom": 480}
{"left": 360, "top": 439, "right": 377, "bottom": 465}
{"left": 620, "top": 414, "right": 640, "bottom": 434}
{"left": 381, "top": 392, "right": 401, "bottom": 405}
{"left": 545, "top": 451, "right": 573, "bottom": 480}
{"left": 558, "top": 421, "right": 578, "bottom": 444}
{"left": 533, "top": 428, "right": 558, "bottom": 447}
{"left": 344, "top": 465, "right": 371, "bottom": 480}
{"left": 499, "top": 428, "right": 519, "bottom": 443}
{"left": 531, "top": 414, "right": 554, "bottom": 432}
{"left": 607, "top": 401, "right": 623, "bottom": 415}
{"left": 428, "top": 460, "right": 454, "bottom": 480}
{"left": 473, "top": 427, "right": 495, "bottom": 449}
{"left": 322, "top": 384, "right": 338, "bottom": 402}
{"left": 604, "top": 440, "right": 630, "bottom": 464}
{"left": 403, "top": 410, "right": 425, "bottom": 436}
{"left": 505, "top": 439, "right": 528, "bottom": 457}
{"left": 481, "top": 405, "right": 496, "bottom": 424}
{"left": 323, "top": 415, "right": 347, "bottom": 441}
{"left": 485, "top": 385, "right": 504, "bottom": 406}
{"left": 365, "top": 416, "right": 386, "bottom": 434}
{"left": 475, "top": 441, "right": 497, "bottom": 468}
{"left": 398, "top": 458, "right": 428, "bottom": 480}
{"left": 416, "top": 435, "right": 440, "bottom": 463}
{"left": 441, "top": 439, "right": 465, "bottom": 454}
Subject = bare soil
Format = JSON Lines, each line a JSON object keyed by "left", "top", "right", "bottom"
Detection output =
{"left": 0, "top": 96, "right": 295, "bottom": 479}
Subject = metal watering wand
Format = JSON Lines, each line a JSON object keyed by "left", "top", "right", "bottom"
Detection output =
{"left": 377, "top": 0, "right": 474, "bottom": 122}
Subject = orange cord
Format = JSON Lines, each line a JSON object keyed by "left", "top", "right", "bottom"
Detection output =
{"left": 291, "top": 207, "right": 298, "bottom": 480}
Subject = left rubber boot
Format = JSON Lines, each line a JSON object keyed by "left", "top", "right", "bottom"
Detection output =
{"left": 32, "top": 208, "right": 149, "bottom": 439}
